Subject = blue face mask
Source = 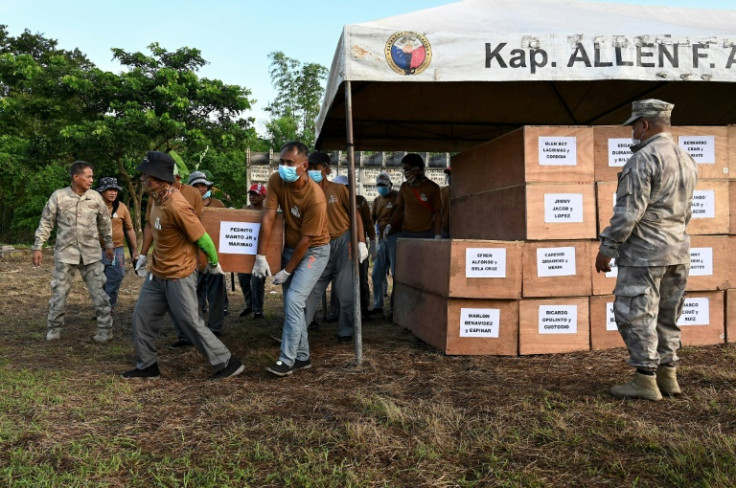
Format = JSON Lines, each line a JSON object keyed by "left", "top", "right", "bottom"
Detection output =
{"left": 377, "top": 185, "right": 390, "bottom": 197}
{"left": 308, "top": 170, "right": 324, "bottom": 183}
{"left": 278, "top": 164, "right": 301, "bottom": 183}
{"left": 202, "top": 190, "right": 212, "bottom": 199}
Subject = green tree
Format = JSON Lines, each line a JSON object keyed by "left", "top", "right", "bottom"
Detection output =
{"left": 265, "top": 51, "right": 328, "bottom": 148}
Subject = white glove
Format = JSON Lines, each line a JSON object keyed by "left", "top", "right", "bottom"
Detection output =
{"left": 383, "top": 224, "right": 392, "bottom": 240}
{"left": 369, "top": 239, "right": 377, "bottom": 260}
{"left": 206, "top": 262, "right": 225, "bottom": 275}
{"left": 358, "top": 242, "right": 369, "bottom": 263}
{"left": 134, "top": 255, "right": 148, "bottom": 277}
{"left": 434, "top": 234, "right": 442, "bottom": 240}
{"left": 252, "top": 254, "right": 271, "bottom": 278}
{"left": 272, "top": 269, "right": 291, "bottom": 285}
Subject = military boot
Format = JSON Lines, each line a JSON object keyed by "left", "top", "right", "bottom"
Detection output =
{"left": 93, "top": 328, "right": 113, "bottom": 343}
{"left": 611, "top": 372, "right": 663, "bottom": 401}
{"left": 656, "top": 365, "right": 681, "bottom": 396}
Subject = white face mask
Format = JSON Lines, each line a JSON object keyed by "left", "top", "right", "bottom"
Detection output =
{"left": 631, "top": 123, "right": 646, "bottom": 146}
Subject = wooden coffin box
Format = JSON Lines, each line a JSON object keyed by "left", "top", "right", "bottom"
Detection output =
{"left": 451, "top": 183, "right": 596, "bottom": 241}
{"left": 452, "top": 126, "right": 594, "bottom": 198}
{"left": 593, "top": 126, "right": 633, "bottom": 182}
{"left": 589, "top": 292, "right": 724, "bottom": 350}
{"left": 393, "top": 283, "right": 519, "bottom": 356}
{"left": 671, "top": 126, "right": 729, "bottom": 180}
{"left": 726, "top": 289, "right": 736, "bottom": 343}
{"left": 521, "top": 240, "right": 592, "bottom": 298}
{"left": 730, "top": 180, "right": 736, "bottom": 234}
{"left": 591, "top": 236, "right": 734, "bottom": 294}
{"left": 394, "top": 238, "right": 523, "bottom": 299}
{"left": 201, "top": 207, "right": 284, "bottom": 274}
{"left": 597, "top": 180, "right": 730, "bottom": 236}
{"left": 518, "top": 296, "right": 590, "bottom": 355}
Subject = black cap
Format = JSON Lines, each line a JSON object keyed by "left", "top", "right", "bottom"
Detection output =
{"left": 308, "top": 151, "right": 331, "bottom": 166}
{"left": 137, "top": 151, "right": 175, "bottom": 183}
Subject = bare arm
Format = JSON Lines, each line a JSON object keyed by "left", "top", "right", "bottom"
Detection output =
{"left": 141, "top": 222, "right": 153, "bottom": 256}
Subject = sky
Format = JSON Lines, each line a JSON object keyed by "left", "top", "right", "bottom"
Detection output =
{"left": 1, "top": 0, "right": 733, "bottom": 135}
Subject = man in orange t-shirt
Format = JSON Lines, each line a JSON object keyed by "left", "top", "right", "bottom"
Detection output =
{"left": 121, "top": 151, "right": 244, "bottom": 381}
{"left": 252, "top": 142, "right": 330, "bottom": 377}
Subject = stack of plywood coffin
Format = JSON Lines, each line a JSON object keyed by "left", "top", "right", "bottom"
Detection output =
{"left": 394, "top": 125, "right": 735, "bottom": 355}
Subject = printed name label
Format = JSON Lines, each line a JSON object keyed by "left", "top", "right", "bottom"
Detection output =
{"left": 219, "top": 221, "right": 260, "bottom": 255}
{"left": 608, "top": 138, "right": 633, "bottom": 167}
{"left": 537, "top": 246, "right": 576, "bottom": 277}
{"left": 677, "top": 298, "right": 710, "bottom": 326}
{"left": 466, "top": 248, "right": 507, "bottom": 278}
{"left": 690, "top": 248, "right": 713, "bottom": 276}
{"left": 460, "top": 308, "right": 500, "bottom": 338}
{"left": 544, "top": 193, "right": 584, "bottom": 223}
{"left": 538, "top": 137, "right": 577, "bottom": 166}
{"left": 678, "top": 135, "right": 715, "bottom": 164}
{"left": 605, "top": 302, "right": 617, "bottom": 331}
{"left": 691, "top": 190, "right": 715, "bottom": 219}
{"left": 539, "top": 305, "right": 578, "bottom": 334}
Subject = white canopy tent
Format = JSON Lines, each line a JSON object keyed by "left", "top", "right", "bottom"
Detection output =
{"left": 315, "top": 0, "right": 736, "bottom": 151}
{"left": 316, "top": 0, "right": 736, "bottom": 363}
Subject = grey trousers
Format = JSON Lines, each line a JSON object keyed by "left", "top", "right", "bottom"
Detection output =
{"left": 613, "top": 264, "right": 689, "bottom": 370}
{"left": 132, "top": 272, "right": 231, "bottom": 370}
{"left": 48, "top": 259, "right": 112, "bottom": 331}
{"left": 305, "top": 231, "right": 354, "bottom": 338}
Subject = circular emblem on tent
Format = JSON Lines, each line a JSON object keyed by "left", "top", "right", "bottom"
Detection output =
{"left": 385, "top": 32, "right": 432, "bottom": 75}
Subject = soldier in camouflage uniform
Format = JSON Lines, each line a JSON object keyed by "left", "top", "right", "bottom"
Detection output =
{"left": 32, "top": 161, "right": 115, "bottom": 343}
{"left": 595, "top": 99, "right": 698, "bottom": 401}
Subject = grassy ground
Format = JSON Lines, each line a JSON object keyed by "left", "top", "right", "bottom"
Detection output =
{"left": 1, "top": 249, "right": 736, "bottom": 487}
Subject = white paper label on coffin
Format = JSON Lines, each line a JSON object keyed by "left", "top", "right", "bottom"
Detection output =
{"left": 466, "top": 248, "right": 507, "bottom": 278}
{"left": 544, "top": 193, "right": 584, "bottom": 223}
{"left": 460, "top": 308, "right": 500, "bottom": 338}
{"left": 219, "top": 221, "right": 260, "bottom": 255}
{"left": 538, "top": 305, "right": 578, "bottom": 335}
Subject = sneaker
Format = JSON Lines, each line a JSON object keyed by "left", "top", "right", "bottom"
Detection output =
{"left": 46, "top": 328, "right": 61, "bottom": 341}
{"left": 224, "top": 307, "right": 230, "bottom": 317}
{"left": 265, "top": 360, "right": 293, "bottom": 377}
{"left": 168, "top": 339, "right": 193, "bottom": 350}
{"left": 239, "top": 307, "right": 252, "bottom": 317}
{"left": 121, "top": 363, "right": 160, "bottom": 379}
{"left": 210, "top": 357, "right": 245, "bottom": 380}
{"left": 294, "top": 358, "right": 312, "bottom": 370}
{"left": 252, "top": 312, "right": 264, "bottom": 320}
{"left": 93, "top": 329, "right": 113, "bottom": 343}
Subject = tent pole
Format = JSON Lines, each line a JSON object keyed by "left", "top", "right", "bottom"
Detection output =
{"left": 345, "top": 80, "right": 363, "bottom": 365}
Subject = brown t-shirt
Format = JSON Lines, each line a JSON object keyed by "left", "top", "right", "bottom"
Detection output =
{"left": 372, "top": 190, "right": 399, "bottom": 237}
{"left": 323, "top": 181, "right": 351, "bottom": 239}
{"left": 149, "top": 191, "right": 206, "bottom": 279}
{"left": 440, "top": 185, "right": 450, "bottom": 235}
{"left": 356, "top": 195, "right": 375, "bottom": 240}
{"left": 205, "top": 197, "right": 225, "bottom": 208}
{"left": 264, "top": 172, "right": 329, "bottom": 248}
{"left": 106, "top": 201, "right": 133, "bottom": 248}
{"left": 399, "top": 178, "right": 442, "bottom": 233}
{"left": 145, "top": 183, "right": 203, "bottom": 223}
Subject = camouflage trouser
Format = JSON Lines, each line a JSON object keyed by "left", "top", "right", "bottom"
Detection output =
{"left": 48, "top": 259, "right": 112, "bottom": 331}
{"left": 613, "top": 264, "right": 688, "bottom": 371}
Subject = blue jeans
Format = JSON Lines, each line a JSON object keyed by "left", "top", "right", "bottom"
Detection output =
{"left": 102, "top": 247, "right": 125, "bottom": 309}
{"left": 371, "top": 234, "right": 397, "bottom": 309}
{"left": 280, "top": 244, "right": 330, "bottom": 366}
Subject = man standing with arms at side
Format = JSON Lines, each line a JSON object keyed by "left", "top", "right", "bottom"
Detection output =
{"left": 122, "top": 151, "right": 243, "bottom": 380}
{"left": 595, "top": 99, "right": 697, "bottom": 401}
{"left": 32, "top": 161, "right": 115, "bottom": 343}
{"left": 252, "top": 142, "right": 330, "bottom": 377}
{"left": 370, "top": 173, "right": 398, "bottom": 316}
{"left": 238, "top": 183, "right": 267, "bottom": 320}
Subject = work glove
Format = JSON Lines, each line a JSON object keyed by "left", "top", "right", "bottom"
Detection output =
{"left": 272, "top": 269, "right": 291, "bottom": 285}
{"left": 252, "top": 254, "right": 271, "bottom": 278}
{"left": 358, "top": 242, "right": 369, "bottom": 263}
{"left": 434, "top": 234, "right": 442, "bottom": 240}
{"left": 369, "top": 239, "right": 377, "bottom": 260}
{"left": 134, "top": 255, "right": 148, "bottom": 277}
{"left": 206, "top": 262, "right": 225, "bottom": 275}
{"left": 383, "top": 224, "right": 392, "bottom": 240}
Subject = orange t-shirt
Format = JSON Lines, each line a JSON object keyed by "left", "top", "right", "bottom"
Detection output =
{"left": 323, "top": 181, "right": 351, "bottom": 239}
{"left": 146, "top": 183, "right": 203, "bottom": 223}
{"left": 105, "top": 201, "right": 133, "bottom": 248}
{"left": 372, "top": 190, "right": 399, "bottom": 236}
{"left": 149, "top": 191, "right": 207, "bottom": 279}
{"left": 264, "top": 172, "right": 329, "bottom": 249}
{"left": 399, "top": 179, "right": 442, "bottom": 233}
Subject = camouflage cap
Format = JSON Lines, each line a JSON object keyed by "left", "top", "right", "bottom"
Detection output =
{"left": 622, "top": 99, "right": 674, "bottom": 126}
